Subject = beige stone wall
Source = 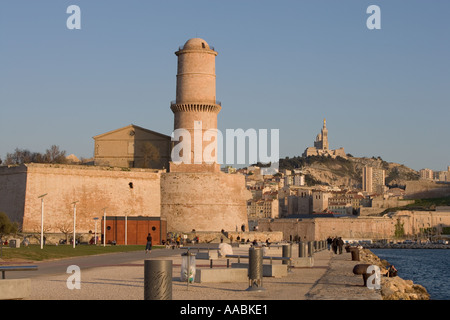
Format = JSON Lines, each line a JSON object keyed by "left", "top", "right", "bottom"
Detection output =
{"left": 371, "top": 198, "right": 415, "bottom": 208}
{"left": 405, "top": 180, "right": 450, "bottom": 199}
{"left": 257, "top": 218, "right": 316, "bottom": 241}
{"left": 161, "top": 172, "right": 251, "bottom": 232}
{"left": 0, "top": 164, "right": 162, "bottom": 233}
{"left": 359, "top": 198, "right": 416, "bottom": 216}
{"left": 258, "top": 210, "right": 450, "bottom": 241}
{"left": 258, "top": 217, "right": 395, "bottom": 241}
{"left": 315, "top": 217, "right": 394, "bottom": 240}
{"left": 394, "top": 210, "right": 450, "bottom": 236}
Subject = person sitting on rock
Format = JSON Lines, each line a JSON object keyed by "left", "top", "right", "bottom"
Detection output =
{"left": 387, "top": 265, "right": 398, "bottom": 277}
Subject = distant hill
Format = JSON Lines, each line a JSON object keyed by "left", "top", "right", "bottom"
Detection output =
{"left": 278, "top": 155, "right": 420, "bottom": 188}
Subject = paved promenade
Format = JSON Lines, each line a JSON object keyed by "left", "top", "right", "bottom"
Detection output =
{"left": 21, "top": 245, "right": 381, "bottom": 300}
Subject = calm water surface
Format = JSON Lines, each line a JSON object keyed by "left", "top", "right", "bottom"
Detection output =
{"left": 371, "top": 249, "right": 450, "bottom": 300}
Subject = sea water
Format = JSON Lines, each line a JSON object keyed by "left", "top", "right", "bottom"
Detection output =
{"left": 371, "top": 249, "right": 450, "bottom": 300}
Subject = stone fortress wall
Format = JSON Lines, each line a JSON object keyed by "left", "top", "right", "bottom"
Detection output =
{"left": 161, "top": 172, "right": 250, "bottom": 232}
{"left": 0, "top": 164, "right": 162, "bottom": 233}
{"left": 404, "top": 180, "right": 450, "bottom": 199}
{"left": 0, "top": 163, "right": 251, "bottom": 234}
{"left": 257, "top": 209, "right": 450, "bottom": 241}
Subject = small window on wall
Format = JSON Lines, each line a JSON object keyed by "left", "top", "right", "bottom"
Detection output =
{"left": 202, "top": 42, "right": 205, "bottom": 48}
{"left": 152, "top": 226, "right": 156, "bottom": 231}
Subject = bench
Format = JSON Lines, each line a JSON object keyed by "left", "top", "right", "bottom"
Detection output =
{"left": 0, "top": 265, "right": 38, "bottom": 279}
{"left": 0, "top": 265, "right": 38, "bottom": 300}
{"left": 226, "top": 254, "right": 292, "bottom": 277}
{"left": 194, "top": 268, "right": 248, "bottom": 283}
{"left": 225, "top": 254, "right": 291, "bottom": 263}
{"left": 181, "top": 246, "right": 220, "bottom": 260}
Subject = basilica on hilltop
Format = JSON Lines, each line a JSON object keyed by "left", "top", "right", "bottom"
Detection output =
{"left": 302, "top": 118, "right": 346, "bottom": 158}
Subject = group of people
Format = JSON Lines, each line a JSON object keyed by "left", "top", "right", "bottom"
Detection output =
{"left": 327, "top": 236, "right": 345, "bottom": 254}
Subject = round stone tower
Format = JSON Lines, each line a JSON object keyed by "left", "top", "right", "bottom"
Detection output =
{"left": 161, "top": 38, "right": 250, "bottom": 233}
{"left": 170, "top": 38, "right": 221, "bottom": 172}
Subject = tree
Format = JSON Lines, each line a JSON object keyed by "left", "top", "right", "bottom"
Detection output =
{"left": 0, "top": 212, "right": 17, "bottom": 236}
{"left": 394, "top": 219, "right": 405, "bottom": 239}
{"left": 44, "top": 145, "right": 67, "bottom": 164}
{"left": 4, "top": 145, "right": 67, "bottom": 165}
{"left": 0, "top": 212, "right": 18, "bottom": 258}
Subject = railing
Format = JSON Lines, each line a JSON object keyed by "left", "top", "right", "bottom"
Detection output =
{"left": 181, "top": 246, "right": 293, "bottom": 270}
{"left": 170, "top": 100, "right": 221, "bottom": 107}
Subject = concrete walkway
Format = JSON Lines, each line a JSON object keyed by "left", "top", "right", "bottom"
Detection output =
{"left": 23, "top": 245, "right": 381, "bottom": 300}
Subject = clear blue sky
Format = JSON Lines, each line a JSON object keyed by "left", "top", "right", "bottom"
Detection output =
{"left": 1, "top": 0, "right": 449, "bottom": 171}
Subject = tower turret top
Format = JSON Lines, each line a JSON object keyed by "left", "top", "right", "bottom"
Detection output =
{"left": 179, "top": 38, "right": 214, "bottom": 51}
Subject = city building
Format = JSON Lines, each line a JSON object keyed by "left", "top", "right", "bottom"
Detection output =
{"left": 247, "top": 198, "right": 279, "bottom": 220}
{"left": 362, "top": 165, "right": 386, "bottom": 194}
{"left": 419, "top": 168, "right": 434, "bottom": 180}
{"left": 312, "top": 190, "right": 331, "bottom": 213}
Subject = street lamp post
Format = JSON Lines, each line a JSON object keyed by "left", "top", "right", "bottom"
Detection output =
{"left": 93, "top": 217, "right": 99, "bottom": 245}
{"left": 103, "top": 207, "right": 107, "bottom": 247}
{"left": 38, "top": 193, "right": 48, "bottom": 250}
{"left": 71, "top": 201, "right": 79, "bottom": 248}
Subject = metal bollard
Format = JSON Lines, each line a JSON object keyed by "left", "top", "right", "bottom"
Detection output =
{"left": 282, "top": 244, "right": 291, "bottom": 265}
{"left": 246, "top": 247, "right": 265, "bottom": 291}
{"left": 308, "top": 241, "right": 314, "bottom": 257}
{"left": 282, "top": 243, "right": 293, "bottom": 273}
{"left": 144, "top": 259, "right": 172, "bottom": 300}
{"left": 350, "top": 248, "right": 360, "bottom": 261}
{"left": 298, "top": 241, "right": 307, "bottom": 257}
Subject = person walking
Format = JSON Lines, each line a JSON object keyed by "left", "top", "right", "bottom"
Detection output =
{"left": 331, "top": 237, "right": 338, "bottom": 254}
{"left": 338, "top": 237, "right": 344, "bottom": 254}
{"left": 145, "top": 233, "right": 152, "bottom": 254}
{"left": 327, "top": 236, "right": 332, "bottom": 251}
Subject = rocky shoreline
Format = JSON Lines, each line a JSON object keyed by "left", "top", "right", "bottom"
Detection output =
{"left": 359, "top": 248, "right": 430, "bottom": 300}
